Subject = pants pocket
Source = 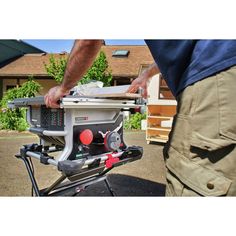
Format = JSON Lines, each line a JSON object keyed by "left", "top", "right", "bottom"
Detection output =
{"left": 166, "top": 169, "right": 201, "bottom": 196}
{"left": 166, "top": 146, "right": 232, "bottom": 196}
{"left": 190, "top": 132, "right": 235, "bottom": 151}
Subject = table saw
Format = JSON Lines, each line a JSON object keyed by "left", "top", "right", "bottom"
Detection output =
{"left": 8, "top": 94, "right": 143, "bottom": 196}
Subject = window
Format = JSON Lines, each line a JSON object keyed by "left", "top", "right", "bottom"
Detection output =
{"left": 112, "top": 50, "right": 129, "bottom": 57}
{"left": 139, "top": 64, "right": 151, "bottom": 75}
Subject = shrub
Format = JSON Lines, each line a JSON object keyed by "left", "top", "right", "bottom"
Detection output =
{"left": 124, "top": 112, "right": 146, "bottom": 130}
{"left": 0, "top": 78, "right": 41, "bottom": 131}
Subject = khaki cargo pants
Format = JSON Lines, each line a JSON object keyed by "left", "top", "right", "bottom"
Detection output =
{"left": 164, "top": 65, "right": 236, "bottom": 196}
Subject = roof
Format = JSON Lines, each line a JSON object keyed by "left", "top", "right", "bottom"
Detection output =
{"left": 0, "top": 53, "right": 68, "bottom": 77}
{"left": 101, "top": 45, "right": 154, "bottom": 77}
{"left": 0, "top": 40, "right": 45, "bottom": 66}
{"left": 0, "top": 45, "right": 154, "bottom": 78}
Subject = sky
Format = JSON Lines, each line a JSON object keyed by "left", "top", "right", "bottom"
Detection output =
{"left": 23, "top": 40, "right": 146, "bottom": 53}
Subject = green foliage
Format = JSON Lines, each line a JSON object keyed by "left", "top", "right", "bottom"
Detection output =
{"left": 124, "top": 112, "right": 146, "bottom": 130}
{"left": 0, "top": 77, "right": 41, "bottom": 107}
{"left": 80, "top": 51, "right": 112, "bottom": 86}
{"left": 0, "top": 108, "right": 28, "bottom": 131}
{"left": 44, "top": 55, "right": 67, "bottom": 83}
{"left": 44, "top": 51, "right": 112, "bottom": 86}
{"left": 0, "top": 78, "right": 41, "bottom": 131}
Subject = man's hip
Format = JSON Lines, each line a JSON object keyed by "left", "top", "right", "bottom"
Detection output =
{"left": 164, "top": 65, "right": 236, "bottom": 196}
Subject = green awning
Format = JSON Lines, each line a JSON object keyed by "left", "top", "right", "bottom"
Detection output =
{"left": 0, "top": 40, "right": 45, "bottom": 66}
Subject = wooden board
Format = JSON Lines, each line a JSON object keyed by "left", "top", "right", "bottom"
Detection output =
{"left": 90, "top": 93, "right": 141, "bottom": 98}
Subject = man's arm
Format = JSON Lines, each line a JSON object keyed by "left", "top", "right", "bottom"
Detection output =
{"left": 44, "top": 40, "right": 103, "bottom": 108}
{"left": 127, "top": 63, "right": 160, "bottom": 98}
{"left": 61, "top": 40, "right": 103, "bottom": 92}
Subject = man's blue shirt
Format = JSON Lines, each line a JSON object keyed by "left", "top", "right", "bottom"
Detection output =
{"left": 145, "top": 40, "right": 236, "bottom": 97}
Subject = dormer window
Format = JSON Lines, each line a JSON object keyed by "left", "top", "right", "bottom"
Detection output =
{"left": 112, "top": 50, "right": 130, "bottom": 57}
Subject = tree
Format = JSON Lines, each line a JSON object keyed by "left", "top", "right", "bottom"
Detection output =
{"left": 80, "top": 51, "right": 112, "bottom": 86}
{"left": 44, "top": 51, "right": 112, "bottom": 86}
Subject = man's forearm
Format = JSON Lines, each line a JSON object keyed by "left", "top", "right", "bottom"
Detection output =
{"left": 61, "top": 40, "right": 103, "bottom": 92}
{"left": 141, "top": 63, "right": 160, "bottom": 80}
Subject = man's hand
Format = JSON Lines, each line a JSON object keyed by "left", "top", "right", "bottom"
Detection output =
{"left": 127, "top": 75, "right": 149, "bottom": 98}
{"left": 127, "top": 63, "right": 160, "bottom": 98}
{"left": 44, "top": 85, "right": 70, "bottom": 108}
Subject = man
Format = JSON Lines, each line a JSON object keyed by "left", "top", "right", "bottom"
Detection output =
{"left": 45, "top": 40, "right": 236, "bottom": 196}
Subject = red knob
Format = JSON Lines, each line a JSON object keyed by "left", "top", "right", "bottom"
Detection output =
{"left": 79, "top": 129, "right": 93, "bottom": 145}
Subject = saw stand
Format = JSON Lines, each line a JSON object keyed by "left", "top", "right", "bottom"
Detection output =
{"left": 15, "top": 146, "right": 116, "bottom": 197}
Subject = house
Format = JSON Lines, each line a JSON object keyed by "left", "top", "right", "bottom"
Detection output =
{"left": 0, "top": 40, "right": 45, "bottom": 98}
{"left": 0, "top": 52, "right": 67, "bottom": 96}
{"left": 0, "top": 41, "right": 154, "bottom": 98}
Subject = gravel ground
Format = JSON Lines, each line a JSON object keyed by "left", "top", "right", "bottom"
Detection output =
{"left": 0, "top": 130, "right": 166, "bottom": 196}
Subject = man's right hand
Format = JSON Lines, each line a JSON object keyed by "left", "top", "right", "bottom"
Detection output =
{"left": 44, "top": 85, "right": 70, "bottom": 108}
{"left": 44, "top": 40, "right": 103, "bottom": 108}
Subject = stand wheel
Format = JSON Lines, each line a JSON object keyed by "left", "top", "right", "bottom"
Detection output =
{"left": 147, "top": 141, "right": 151, "bottom": 145}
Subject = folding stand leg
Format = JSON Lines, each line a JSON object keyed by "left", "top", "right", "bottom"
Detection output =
{"left": 104, "top": 177, "right": 116, "bottom": 196}
{"left": 41, "top": 175, "right": 67, "bottom": 196}
{"left": 16, "top": 155, "right": 40, "bottom": 196}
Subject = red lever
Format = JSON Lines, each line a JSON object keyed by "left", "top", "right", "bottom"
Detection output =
{"left": 105, "top": 153, "right": 120, "bottom": 168}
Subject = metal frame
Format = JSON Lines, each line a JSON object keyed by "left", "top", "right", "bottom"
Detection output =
{"left": 16, "top": 151, "right": 116, "bottom": 197}
{"left": 15, "top": 143, "right": 142, "bottom": 196}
